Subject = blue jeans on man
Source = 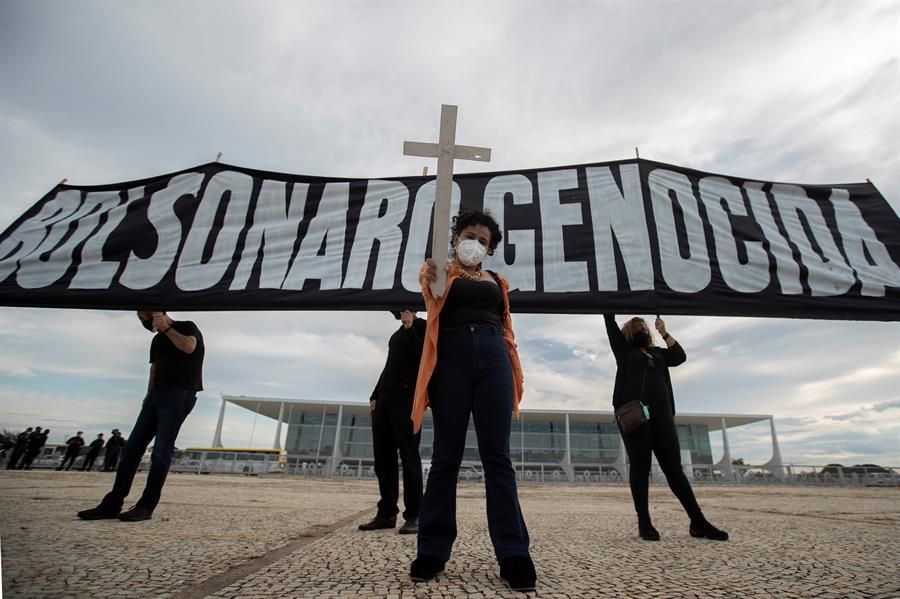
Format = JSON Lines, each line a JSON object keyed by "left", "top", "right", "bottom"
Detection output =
{"left": 102, "top": 389, "right": 196, "bottom": 511}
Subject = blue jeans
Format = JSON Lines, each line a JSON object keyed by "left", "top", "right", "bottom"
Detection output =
{"left": 417, "top": 325, "right": 531, "bottom": 563}
{"left": 102, "top": 390, "right": 196, "bottom": 511}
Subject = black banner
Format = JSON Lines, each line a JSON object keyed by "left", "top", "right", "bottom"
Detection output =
{"left": 0, "top": 159, "right": 898, "bottom": 320}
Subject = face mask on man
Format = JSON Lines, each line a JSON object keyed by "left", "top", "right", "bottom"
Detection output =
{"left": 631, "top": 331, "right": 651, "bottom": 347}
{"left": 456, "top": 239, "right": 488, "bottom": 267}
{"left": 140, "top": 318, "right": 155, "bottom": 332}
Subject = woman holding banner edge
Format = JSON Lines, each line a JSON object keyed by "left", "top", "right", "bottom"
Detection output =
{"left": 604, "top": 313, "right": 729, "bottom": 542}
{"left": 410, "top": 209, "right": 536, "bottom": 592}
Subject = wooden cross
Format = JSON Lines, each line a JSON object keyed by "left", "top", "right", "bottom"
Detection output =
{"left": 404, "top": 104, "right": 491, "bottom": 298}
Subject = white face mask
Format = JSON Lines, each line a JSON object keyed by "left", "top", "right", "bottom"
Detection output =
{"left": 456, "top": 239, "right": 488, "bottom": 267}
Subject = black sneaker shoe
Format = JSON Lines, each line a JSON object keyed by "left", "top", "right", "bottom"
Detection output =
{"left": 690, "top": 519, "right": 729, "bottom": 541}
{"left": 398, "top": 517, "right": 418, "bottom": 535}
{"left": 499, "top": 555, "right": 537, "bottom": 592}
{"left": 77, "top": 505, "right": 121, "bottom": 520}
{"left": 638, "top": 521, "right": 660, "bottom": 541}
{"left": 409, "top": 555, "right": 445, "bottom": 582}
{"left": 358, "top": 515, "right": 396, "bottom": 531}
{"left": 118, "top": 504, "right": 154, "bottom": 522}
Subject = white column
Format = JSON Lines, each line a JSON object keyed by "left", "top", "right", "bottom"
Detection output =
{"left": 718, "top": 417, "right": 734, "bottom": 480}
{"left": 616, "top": 433, "right": 628, "bottom": 483}
{"left": 273, "top": 402, "right": 285, "bottom": 450}
{"left": 764, "top": 417, "right": 785, "bottom": 478}
{"left": 563, "top": 413, "right": 574, "bottom": 482}
{"left": 212, "top": 397, "right": 227, "bottom": 448}
{"left": 329, "top": 404, "right": 344, "bottom": 475}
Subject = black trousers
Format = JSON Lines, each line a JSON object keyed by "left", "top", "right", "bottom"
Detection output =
{"left": 60, "top": 449, "right": 79, "bottom": 470}
{"left": 81, "top": 453, "right": 100, "bottom": 471}
{"left": 103, "top": 449, "right": 121, "bottom": 472}
{"left": 620, "top": 412, "right": 703, "bottom": 523}
{"left": 372, "top": 393, "right": 422, "bottom": 520}
{"left": 18, "top": 448, "right": 40, "bottom": 469}
{"left": 6, "top": 446, "right": 25, "bottom": 469}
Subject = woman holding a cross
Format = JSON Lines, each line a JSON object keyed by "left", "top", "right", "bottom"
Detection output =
{"left": 410, "top": 208, "right": 536, "bottom": 593}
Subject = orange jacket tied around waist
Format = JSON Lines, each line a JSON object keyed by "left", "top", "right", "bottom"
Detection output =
{"left": 410, "top": 263, "right": 525, "bottom": 433}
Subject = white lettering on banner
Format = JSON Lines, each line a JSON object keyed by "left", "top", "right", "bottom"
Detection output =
{"left": 282, "top": 182, "right": 350, "bottom": 290}
{"left": 177, "top": 171, "right": 254, "bottom": 291}
{"left": 743, "top": 181, "right": 801, "bottom": 295}
{"left": 344, "top": 180, "right": 409, "bottom": 290}
{"left": 120, "top": 173, "right": 203, "bottom": 290}
{"left": 648, "top": 169, "right": 711, "bottom": 293}
{"left": 400, "top": 180, "right": 461, "bottom": 292}
{"left": 538, "top": 169, "right": 589, "bottom": 292}
{"left": 18, "top": 191, "right": 122, "bottom": 289}
{"left": 70, "top": 188, "right": 143, "bottom": 289}
{"left": 585, "top": 165, "right": 653, "bottom": 291}
{"left": 698, "top": 177, "right": 769, "bottom": 293}
{"left": 0, "top": 190, "right": 81, "bottom": 285}
{"left": 829, "top": 189, "right": 900, "bottom": 297}
{"left": 482, "top": 174, "right": 536, "bottom": 292}
{"left": 230, "top": 180, "right": 310, "bottom": 290}
{"left": 770, "top": 184, "right": 855, "bottom": 297}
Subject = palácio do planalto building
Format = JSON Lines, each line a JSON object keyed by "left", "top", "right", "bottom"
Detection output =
{"left": 211, "top": 395, "right": 784, "bottom": 482}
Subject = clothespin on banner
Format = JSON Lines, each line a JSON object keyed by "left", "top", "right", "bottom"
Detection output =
{"left": 422, "top": 166, "right": 429, "bottom": 176}
{"left": 635, "top": 147, "right": 640, "bottom": 159}
{"left": 59, "top": 178, "right": 68, "bottom": 186}
{"left": 215, "top": 152, "right": 222, "bottom": 162}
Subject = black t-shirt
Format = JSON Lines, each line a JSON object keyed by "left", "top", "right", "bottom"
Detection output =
{"left": 150, "top": 321, "right": 205, "bottom": 391}
{"left": 440, "top": 279, "right": 503, "bottom": 328}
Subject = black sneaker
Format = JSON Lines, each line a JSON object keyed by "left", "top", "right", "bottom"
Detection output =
{"left": 398, "top": 517, "right": 418, "bottom": 535}
{"left": 358, "top": 515, "right": 396, "bottom": 531}
{"left": 409, "top": 555, "right": 445, "bottom": 582}
{"left": 499, "top": 555, "right": 537, "bottom": 592}
{"left": 690, "top": 519, "right": 729, "bottom": 541}
{"left": 118, "top": 504, "right": 154, "bottom": 522}
{"left": 77, "top": 505, "right": 121, "bottom": 520}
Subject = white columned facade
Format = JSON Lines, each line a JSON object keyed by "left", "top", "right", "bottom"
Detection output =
{"left": 273, "top": 402, "right": 285, "bottom": 450}
{"left": 212, "top": 397, "right": 227, "bottom": 448}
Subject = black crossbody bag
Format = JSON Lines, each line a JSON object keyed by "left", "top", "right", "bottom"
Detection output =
{"left": 614, "top": 352, "right": 651, "bottom": 434}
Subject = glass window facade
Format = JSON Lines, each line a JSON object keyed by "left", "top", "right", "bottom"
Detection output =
{"left": 282, "top": 404, "right": 715, "bottom": 468}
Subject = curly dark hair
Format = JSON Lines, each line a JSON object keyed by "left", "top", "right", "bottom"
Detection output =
{"left": 451, "top": 209, "right": 502, "bottom": 255}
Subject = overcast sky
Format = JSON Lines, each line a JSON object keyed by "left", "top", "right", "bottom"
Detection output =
{"left": 1, "top": 0, "right": 898, "bottom": 467}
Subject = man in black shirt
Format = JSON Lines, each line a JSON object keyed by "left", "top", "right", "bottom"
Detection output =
{"left": 19, "top": 428, "right": 49, "bottom": 469}
{"left": 78, "top": 311, "right": 204, "bottom": 522}
{"left": 57, "top": 432, "right": 85, "bottom": 470}
{"left": 359, "top": 309, "right": 426, "bottom": 535}
{"left": 102, "top": 429, "right": 124, "bottom": 472}
{"left": 6, "top": 427, "right": 32, "bottom": 469}
{"left": 79, "top": 433, "right": 105, "bottom": 471}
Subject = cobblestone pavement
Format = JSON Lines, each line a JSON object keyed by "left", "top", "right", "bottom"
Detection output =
{"left": 1, "top": 471, "right": 898, "bottom": 598}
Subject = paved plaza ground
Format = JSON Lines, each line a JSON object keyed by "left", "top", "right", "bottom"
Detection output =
{"left": 0, "top": 471, "right": 898, "bottom": 598}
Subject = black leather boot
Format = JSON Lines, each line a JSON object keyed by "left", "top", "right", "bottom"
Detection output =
{"left": 358, "top": 515, "right": 396, "bottom": 531}
{"left": 499, "top": 555, "right": 537, "bottom": 592}
{"left": 690, "top": 519, "right": 729, "bottom": 541}
{"left": 409, "top": 555, "right": 445, "bottom": 582}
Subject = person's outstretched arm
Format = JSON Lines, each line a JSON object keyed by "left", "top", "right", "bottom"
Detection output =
{"left": 655, "top": 316, "right": 686, "bottom": 366}
{"left": 604, "top": 314, "right": 628, "bottom": 363}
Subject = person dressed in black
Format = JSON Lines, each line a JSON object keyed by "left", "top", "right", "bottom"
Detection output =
{"left": 78, "top": 310, "right": 204, "bottom": 522}
{"left": 79, "top": 433, "right": 105, "bottom": 471}
{"left": 359, "top": 309, "right": 426, "bottom": 535}
{"left": 604, "top": 314, "right": 728, "bottom": 542}
{"left": 6, "top": 427, "right": 33, "bottom": 469}
{"left": 102, "top": 429, "right": 125, "bottom": 472}
{"left": 19, "top": 428, "right": 49, "bottom": 470}
{"left": 57, "top": 432, "right": 85, "bottom": 470}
